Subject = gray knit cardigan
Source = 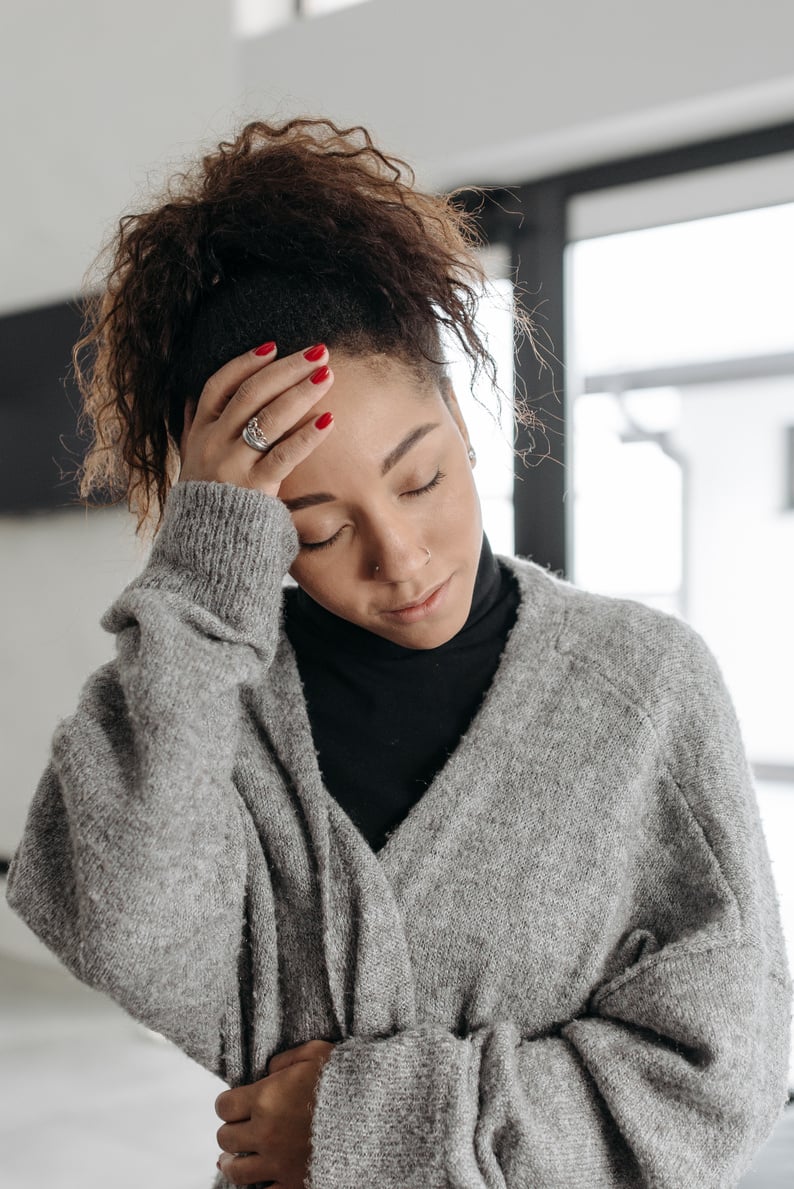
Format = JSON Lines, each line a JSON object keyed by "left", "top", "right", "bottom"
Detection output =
{"left": 6, "top": 479, "right": 793, "bottom": 1187}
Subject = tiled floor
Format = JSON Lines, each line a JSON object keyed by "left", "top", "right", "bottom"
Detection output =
{"left": 0, "top": 951, "right": 791, "bottom": 1187}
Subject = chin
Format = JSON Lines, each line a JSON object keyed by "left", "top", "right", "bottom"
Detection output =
{"left": 377, "top": 607, "right": 469, "bottom": 650}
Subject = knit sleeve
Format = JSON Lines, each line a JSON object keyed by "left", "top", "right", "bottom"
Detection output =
{"left": 4, "top": 479, "right": 299, "bottom": 1079}
{"left": 305, "top": 619, "right": 794, "bottom": 1188}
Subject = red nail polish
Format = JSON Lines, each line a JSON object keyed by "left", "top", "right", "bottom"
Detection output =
{"left": 310, "top": 365, "right": 330, "bottom": 385}
{"left": 254, "top": 341, "right": 276, "bottom": 356}
{"left": 315, "top": 411, "right": 333, "bottom": 429}
{"left": 304, "top": 343, "right": 326, "bottom": 362}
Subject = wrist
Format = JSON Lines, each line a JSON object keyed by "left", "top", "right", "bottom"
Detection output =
{"left": 142, "top": 479, "right": 299, "bottom": 637}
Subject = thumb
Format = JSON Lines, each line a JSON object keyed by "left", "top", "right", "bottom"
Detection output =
{"left": 267, "top": 1038, "right": 336, "bottom": 1075}
{"left": 267, "top": 1049, "right": 305, "bottom": 1074}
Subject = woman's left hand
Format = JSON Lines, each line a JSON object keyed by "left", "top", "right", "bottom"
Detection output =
{"left": 215, "top": 1039, "right": 336, "bottom": 1187}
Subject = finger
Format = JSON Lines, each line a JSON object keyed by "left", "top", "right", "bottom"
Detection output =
{"left": 230, "top": 363, "right": 334, "bottom": 461}
{"left": 214, "top": 1088, "right": 251, "bottom": 1123}
{"left": 227, "top": 370, "right": 334, "bottom": 485}
{"left": 217, "top": 1151, "right": 270, "bottom": 1186}
{"left": 267, "top": 1038, "right": 329, "bottom": 1073}
{"left": 217, "top": 1120, "right": 258, "bottom": 1154}
{"left": 250, "top": 407, "right": 336, "bottom": 490}
{"left": 194, "top": 340, "right": 279, "bottom": 428}
{"left": 217, "top": 344, "right": 331, "bottom": 438}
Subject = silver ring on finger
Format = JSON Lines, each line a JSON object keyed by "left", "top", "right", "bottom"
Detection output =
{"left": 242, "top": 415, "right": 271, "bottom": 453}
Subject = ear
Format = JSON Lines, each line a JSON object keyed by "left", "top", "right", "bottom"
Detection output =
{"left": 438, "top": 379, "right": 474, "bottom": 459}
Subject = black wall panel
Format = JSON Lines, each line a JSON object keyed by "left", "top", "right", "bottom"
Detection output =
{"left": 0, "top": 298, "right": 98, "bottom": 514}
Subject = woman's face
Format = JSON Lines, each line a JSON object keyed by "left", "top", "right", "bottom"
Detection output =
{"left": 279, "top": 352, "right": 483, "bottom": 649}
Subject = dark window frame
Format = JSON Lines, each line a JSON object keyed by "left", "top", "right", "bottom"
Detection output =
{"left": 455, "top": 120, "right": 794, "bottom": 577}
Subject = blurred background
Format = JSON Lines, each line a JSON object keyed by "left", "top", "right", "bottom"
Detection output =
{"left": 1, "top": 1, "right": 792, "bottom": 1185}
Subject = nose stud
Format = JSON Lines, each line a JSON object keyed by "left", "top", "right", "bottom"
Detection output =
{"left": 374, "top": 547, "right": 430, "bottom": 575}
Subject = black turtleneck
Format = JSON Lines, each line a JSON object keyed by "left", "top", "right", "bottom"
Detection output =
{"left": 282, "top": 533, "right": 520, "bottom": 854}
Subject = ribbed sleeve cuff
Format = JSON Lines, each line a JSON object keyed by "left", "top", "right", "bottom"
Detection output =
{"left": 307, "top": 1027, "right": 466, "bottom": 1187}
{"left": 109, "top": 479, "right": 299, "bottom": 641}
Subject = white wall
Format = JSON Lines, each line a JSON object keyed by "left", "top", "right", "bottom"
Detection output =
{"left": 0, "top": 505, "right": 149, "bottom": 964}
{"left": 236, "top": 0, "right": 794, "bottom": 192}
{"left": 3, "top": 1, "right": 794, "bottom": 317}
{"left": 0, "top": 0, "right": 235, "bottom": 315}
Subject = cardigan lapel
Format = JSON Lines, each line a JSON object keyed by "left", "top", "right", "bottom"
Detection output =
{"left": 373, "top": 556, "right": 566, "bottom": 898}
{"left": 251, "top": 632, "right": 420, "bottom": 1041}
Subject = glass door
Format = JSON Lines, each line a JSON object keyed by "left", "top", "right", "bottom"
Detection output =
{"left": 566, "top": 179, "right": 794, "bottom": 1085}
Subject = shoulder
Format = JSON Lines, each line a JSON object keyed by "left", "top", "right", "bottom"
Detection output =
{"left": 497, "top": 553, "right": 725, "bottom": 725}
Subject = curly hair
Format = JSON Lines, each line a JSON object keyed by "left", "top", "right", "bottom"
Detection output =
{"left": 72, "top": 115, "right": 543, "bottom": 540}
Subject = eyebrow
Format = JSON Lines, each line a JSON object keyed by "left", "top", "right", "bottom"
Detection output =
{"left": 281, "top": 421, "right": 441, "bottom": 511}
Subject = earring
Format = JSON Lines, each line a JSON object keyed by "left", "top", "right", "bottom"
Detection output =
{"left": 468, "top": 447, "right": 476, "bottom": 463}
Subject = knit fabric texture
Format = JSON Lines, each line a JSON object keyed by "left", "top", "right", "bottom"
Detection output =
{"left": 6, "top": 478, "right": 793, "bottom": 1188}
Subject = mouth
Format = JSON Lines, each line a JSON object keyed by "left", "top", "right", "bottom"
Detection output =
{"left": 380, "top": 575, "right": 452, "bottom": 623}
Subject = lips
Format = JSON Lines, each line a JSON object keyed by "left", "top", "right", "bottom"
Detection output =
{"left": 385, "top": 579, "right": 446, "bottom": 613}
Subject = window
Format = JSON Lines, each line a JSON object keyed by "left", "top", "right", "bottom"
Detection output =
{"left": 440, "top": 244, "right": 516, "bottom": 557}
{"left": 234, "top": 0, "right": 371, "bottom": 38}
{"left": 300, "top": 0, "right": 370, "bottom": 13}
{"left": 565, "top": 169, "right": 794, "bottom": 1086}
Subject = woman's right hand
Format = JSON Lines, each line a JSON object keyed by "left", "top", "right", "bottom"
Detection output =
{"left": 177, "top": 342, "right": 335, "bottom": 499}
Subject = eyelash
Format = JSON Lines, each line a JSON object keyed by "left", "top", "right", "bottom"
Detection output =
{"left": 299, "top": 470, "right": 447, "bottom": 552}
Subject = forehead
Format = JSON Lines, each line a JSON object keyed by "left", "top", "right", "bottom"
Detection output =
{"left": 330, "top": 349, "right": 436, "bottom": 391}
{"left": 280, "top": 357, "right": 448, "bottom": 496}
{"left": 295, "top": 351, "right": 442, "bottom": 432}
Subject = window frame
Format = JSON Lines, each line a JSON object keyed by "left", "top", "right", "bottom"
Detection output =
{"left": 454, "top": 119, "right": 794, "bottom": 576}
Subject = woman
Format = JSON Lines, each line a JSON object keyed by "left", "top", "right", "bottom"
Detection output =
{"left": 5, "top": 117, "right": 792, "bottom": 1189}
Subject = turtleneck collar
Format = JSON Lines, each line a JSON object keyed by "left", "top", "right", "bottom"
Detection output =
{"left": 282, "top": 532, "right": 521, "bottom": 854}
{"left": 285, "top": 532, "right": 504, "bottom": 661}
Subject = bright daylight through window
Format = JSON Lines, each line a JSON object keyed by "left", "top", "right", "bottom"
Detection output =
{"left": 566, "top": 188, "right": 794, "bottom": 1083}
{"left": 234, "top": 0, "right": 371, "bottom": 37}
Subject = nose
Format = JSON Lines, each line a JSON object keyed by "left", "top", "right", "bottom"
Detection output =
{"left": 365, "top": 516, "right": 431, "bottom": 583}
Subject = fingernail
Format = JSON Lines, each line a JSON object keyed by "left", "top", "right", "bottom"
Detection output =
{"left": 254, "top": 341, "right": 276, "bottom": 356}
{"left": 315, "top": 411, "right": 333, "bottom": 429}
{"left": 310, "top": 365, "right": 331, "bottom": 385}
{"left": 303, "top": 343, "right": 326, "bottom": 362}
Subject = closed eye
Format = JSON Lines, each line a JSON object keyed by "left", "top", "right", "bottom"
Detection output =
{"left": 298, "top": 526, "right": 345, "bottom": 553}
{"left": 402, "top": 468, "right": 446, "bottom": 499}
{"left": 298, "top": 469, "right": 447, "bottom": 552}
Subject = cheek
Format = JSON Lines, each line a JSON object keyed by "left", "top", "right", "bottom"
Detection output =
{"left": 288, "top": 560, "right": 357, "bottom": 615}
{"left": 288, "top": 558, "right": 323, "bottom": 594}
{"left": 433, "top": 468, "right": 481, "bottom": 534}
